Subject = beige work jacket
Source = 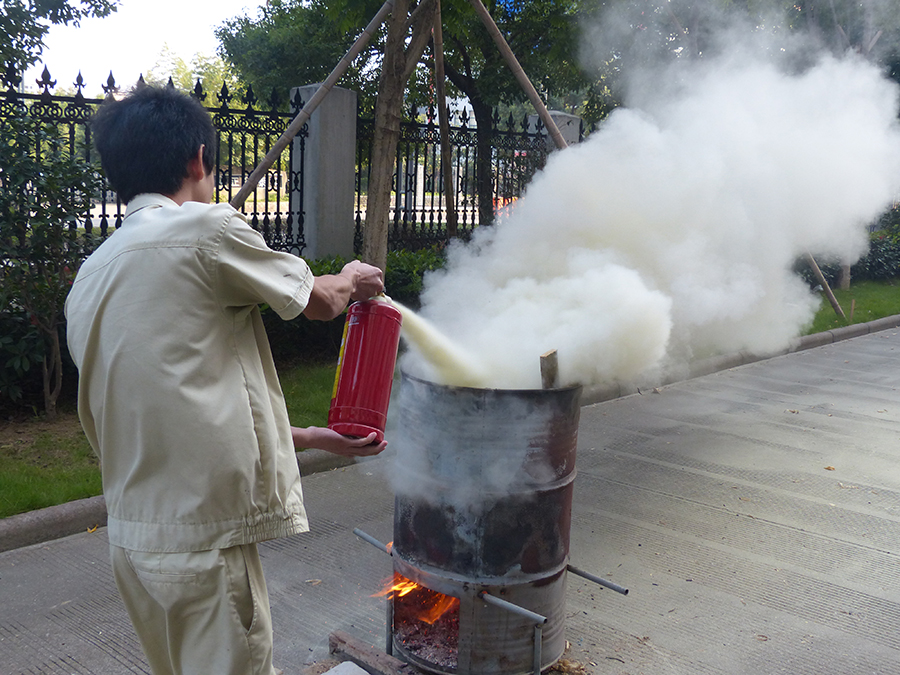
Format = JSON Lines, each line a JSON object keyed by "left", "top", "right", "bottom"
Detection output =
{"left": 65, "top": 194, "right": 314, "bottom": 552}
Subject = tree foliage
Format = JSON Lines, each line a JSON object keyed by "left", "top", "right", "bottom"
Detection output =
{"left": 1, "top": 0, "right": 116, "bottom": 72}
{"left": 0, "top": 114, "right": 101, "bottom": 416}
{"left": 578, "top": 0, "right": 900, "bottom": 97}
{"left": 214, "top": 0, "right": 597, "bottom": 245}
{"left": 145, "top": 45, "right": 241, "bottom": 95}
{"left": 215, "top": 0, "right": 382, "bottom": 109}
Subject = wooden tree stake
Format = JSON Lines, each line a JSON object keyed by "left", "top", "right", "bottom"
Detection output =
{"left": 467, "top": 0, "right": 568, "bottom": 151}
{"left": 541, "top": 349, "right": 559, "bottom": 389}
{"left": 804, "top": 252, "right": 846, "bottom": 320}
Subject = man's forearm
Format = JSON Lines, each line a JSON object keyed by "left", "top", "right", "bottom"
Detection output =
{"left": 302, "top": 269, "right": 358, "bottom": 320}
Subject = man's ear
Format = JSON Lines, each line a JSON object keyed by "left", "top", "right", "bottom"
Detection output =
{"left": 187, "top": 145, "right": 207, "bottom": 181}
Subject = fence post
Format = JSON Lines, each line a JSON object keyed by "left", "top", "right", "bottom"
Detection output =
{"left": 290, "top": 84, "right": 358, "bottom": 260}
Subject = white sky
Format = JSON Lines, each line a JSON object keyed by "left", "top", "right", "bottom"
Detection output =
{"left": 24, "top": 0, "right": 265, "bottom": 97}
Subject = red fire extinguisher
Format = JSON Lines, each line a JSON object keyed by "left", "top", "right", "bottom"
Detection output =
{"left": 327, "top": 297, "right": 403, "bottom": 443}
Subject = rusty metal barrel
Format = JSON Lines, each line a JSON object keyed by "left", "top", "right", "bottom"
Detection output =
{"left": 390, "top": 373, "right": 582, "bottom": 675}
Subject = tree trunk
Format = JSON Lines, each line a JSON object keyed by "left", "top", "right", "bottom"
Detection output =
{"left": 362, "top": 0, "right": 438, "bottom": 272}
{"left": 432, "top": 0, "right": 458, "bottom": 239}
{"left": 41, "top": 327, "right": 62, "bottom": 419}
{"left": 839, "top": 263, "right": 851, "bottom": 290}
{"left": 471, "top": 99, "right": 495, "bottom": 227}
{"left": 361, "top": 0, "right": 408, "bottom": 271}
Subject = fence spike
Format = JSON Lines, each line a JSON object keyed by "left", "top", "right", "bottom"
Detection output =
{"left": 192, "top": 79, "right": 207, "bottom": 102}
{"left": 217, "top": 82, "right": 232, "bottom": 109}
{"left": 103, "top": 72, "right": 119, "bottom": 96}
{"left": 268, "top": 87, "right": 281, "bottom": 115}
{"left": 36, "top": 66, "right": 56, "bottom": 99}
{"left": 291, "top": 89, "right": 304, "bottom": 113}
{"left": 244, "top": 83, "right": 258, "bottom": 109}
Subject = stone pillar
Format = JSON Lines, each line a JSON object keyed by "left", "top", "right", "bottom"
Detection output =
{"left": 290, "top": 84, "right": 357, "bottom": 260}
{"left": 527, "top": 111, "right": 582, "bottom": 148}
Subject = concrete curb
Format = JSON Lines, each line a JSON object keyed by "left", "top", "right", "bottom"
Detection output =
{"left": 0, "top": 495, "right": 108, "bottom": 553}
{"left": 4, "top": 314, "right": 900, "bottom": 553}
{"left": 0, "top": 448, "right": 355, "bottom": 554}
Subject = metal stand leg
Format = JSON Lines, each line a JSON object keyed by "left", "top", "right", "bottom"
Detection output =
{"left": 532, "top": 624, "right": 543, "bottom": 675}
{"left": 479, "top": 591, "right": 547, "bottom": 675}
{"left": 385, "top": 596, "right": 394, "bottom": 656}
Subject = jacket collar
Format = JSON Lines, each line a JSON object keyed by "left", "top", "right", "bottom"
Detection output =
{"left": 123, "top": 193, "right": 179, "bottom": 221}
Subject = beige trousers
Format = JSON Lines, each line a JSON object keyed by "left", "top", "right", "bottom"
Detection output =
{"left": 110, "top": 543, "right": 276, "bottom": 675}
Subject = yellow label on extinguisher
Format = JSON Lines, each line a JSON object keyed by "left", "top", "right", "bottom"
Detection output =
{"left": 332, "top": 316, "right": 351, "bottom": 401}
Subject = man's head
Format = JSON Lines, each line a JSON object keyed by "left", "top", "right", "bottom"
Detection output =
{"left": 91, "top": 85, "right": 217, "bottom": 203}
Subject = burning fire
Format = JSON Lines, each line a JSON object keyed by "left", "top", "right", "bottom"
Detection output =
{"left": 374, "top": 572, "right": 459, "bottom": 625}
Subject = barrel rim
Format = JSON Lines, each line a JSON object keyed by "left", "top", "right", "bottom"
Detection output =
{"left": 399, "top": 371, "right": 584, "bottom": 396}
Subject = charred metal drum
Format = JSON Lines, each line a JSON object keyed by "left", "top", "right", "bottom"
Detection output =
{"left": 390, "top": 374, "right": 581, "bottom": 675}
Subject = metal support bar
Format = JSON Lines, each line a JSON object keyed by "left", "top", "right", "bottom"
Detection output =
{"left": 353, "top": 527, "right": 392, "bottom": 555}
{"left": 479, "top": 591, "right": 546, "bottom": 675}
{"left": 478, "top": 591, "right": 547, "bottom": 624}
{"left": 567, "top": 564, "right": 629, "bottom": 595}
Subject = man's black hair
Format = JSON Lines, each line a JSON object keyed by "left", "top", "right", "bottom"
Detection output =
{"left": 91, "top": 85, "right": 217, "bottom": 203}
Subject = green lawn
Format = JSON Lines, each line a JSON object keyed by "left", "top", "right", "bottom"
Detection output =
{"left": 0, "top": 360, "right": 339, "bottom": 520}
{"left": 280, "top": 361, "right": 338, "bottom": 432}
{"left": 0, "top": 416, "right": 101, "bottom": 518}
{"left": 3, "top": 280, "right": 900, "bottom": 520}
{"left": 803, "top": 279, "right": 900, "bottom": 334}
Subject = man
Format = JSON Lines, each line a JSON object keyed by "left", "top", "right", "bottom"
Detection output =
{"left": 65, "top": 85, "right": 385, "bottom": 675}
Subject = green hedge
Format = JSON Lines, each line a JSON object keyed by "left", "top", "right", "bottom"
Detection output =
{"left": 794, "top": 230, "right": 900, "bottom": 288}
{"left": 263, "top": 247, "right": 447, "bottom": 365}
{"left": 0, "top": 247, "right": 446, "bottom": 413}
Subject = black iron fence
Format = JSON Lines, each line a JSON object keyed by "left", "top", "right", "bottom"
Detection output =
{"left": 1, "top": 67, "right": 305, "bottom": 254}
{"left": 356, "top": 106, "right": 560, "bottom": 251}
{"left": 2, "top": 66, "right": 573, "bottom": 258}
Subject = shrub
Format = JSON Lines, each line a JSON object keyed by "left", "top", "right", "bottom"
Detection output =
{"left": 795, "top": 230, "right": 900, "bottom": 288}
{"left": 263, "top": 246, "right": 447, "bottom": 364}
{"left": 0, "top": 114, "right": 101, "bottom": 417}
{"left": 0, "top": 302, "right": 45, "bottom": 407}
{"left": 851, "top": 233, "right": 900, "bottom": 281}
{"left": 383, "top": 247, "right": 446, "bottom": 309}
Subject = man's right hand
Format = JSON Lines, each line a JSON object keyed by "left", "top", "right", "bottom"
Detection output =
{"left": 341, "top": 260, "right": 385, "bottom": 301}
{"left": 304, "top": 260, "right": 385, "bottom": 321}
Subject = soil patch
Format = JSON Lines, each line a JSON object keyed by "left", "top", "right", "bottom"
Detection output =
{"left": 0, "top": 411, "right": 86, "bottom": 460}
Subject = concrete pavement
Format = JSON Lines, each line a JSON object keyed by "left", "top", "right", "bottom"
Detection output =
{"left": 3, "top": 321, "right": 900, "bottom": 674}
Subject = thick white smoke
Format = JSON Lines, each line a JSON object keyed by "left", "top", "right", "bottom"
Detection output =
{"left": 401, "top": 42, "right": 900, "bottom": 390}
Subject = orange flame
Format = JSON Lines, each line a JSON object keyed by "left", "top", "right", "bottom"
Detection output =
{"left": 373, "top": 573, "right": 460, "bottom": 625}
{"left": 417, "top": 591, "right": 459, "bottom": 625}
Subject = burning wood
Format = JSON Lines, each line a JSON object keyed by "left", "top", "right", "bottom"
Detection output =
{"left": 394, "top": 588, "right": 459, "bottom": 671}
{"left": 374, "top": 573, "right": 460, "bottom": 625}
{"left": 374, "top": 573, "right": 461, "bottom": 670}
